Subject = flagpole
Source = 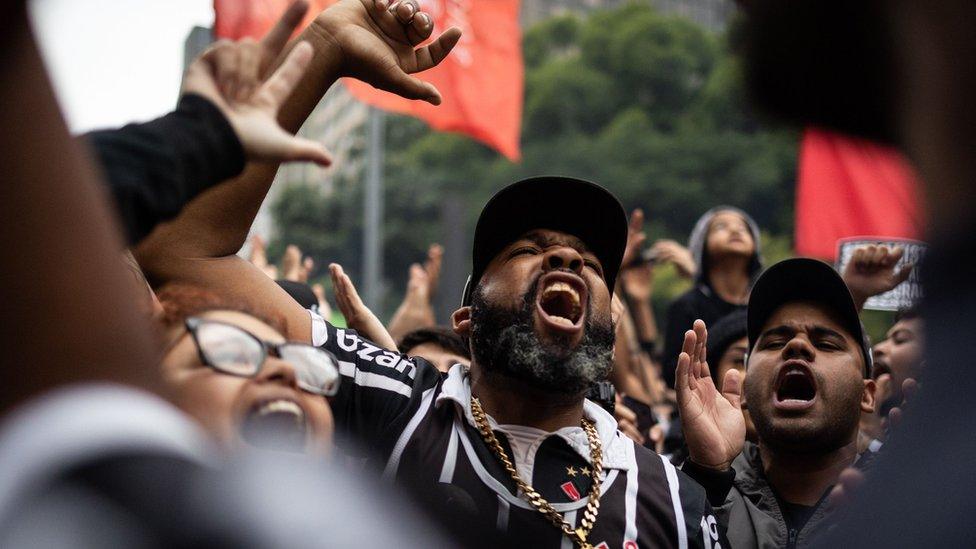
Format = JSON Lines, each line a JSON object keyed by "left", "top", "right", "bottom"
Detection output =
{"left": 363, "top": 107, "right": 385, "bottom": 309}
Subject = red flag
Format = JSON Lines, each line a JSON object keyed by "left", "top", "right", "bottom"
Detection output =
{"left": 214, "top": 0, "right": 523, "bottom": 160}
{"left": 795, "top": 129, "right": 924, "bottom": 260}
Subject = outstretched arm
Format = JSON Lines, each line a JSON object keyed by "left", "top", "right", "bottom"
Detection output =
{"left": 136, "top": 0, "right": 460, "bottom": 343}
{"left": 138, "top": 0, "right": 461, "bottom": 261}
{"left": 87, "top": 1, "right": 333, "bottom": 245}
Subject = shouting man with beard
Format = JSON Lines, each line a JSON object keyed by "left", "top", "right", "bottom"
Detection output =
{"left": 142, "top": 172, "right": 726, "bottom": 547}
{"left": 679, "top": 258, "right": 877, "bottom": 548}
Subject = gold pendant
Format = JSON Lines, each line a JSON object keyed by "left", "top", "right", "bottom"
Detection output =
{"left": 575, "top": 527, "right": 591, "bottom": 549}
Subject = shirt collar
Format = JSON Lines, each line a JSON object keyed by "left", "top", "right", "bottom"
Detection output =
{"left": 435, "top": 364, "right": 632, "bottom": 470}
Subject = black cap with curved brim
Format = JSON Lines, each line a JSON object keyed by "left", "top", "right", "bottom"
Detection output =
{"left": 747, "top": 258, "right": 873, "bottom": 377}
{"left": 461, "top": 176, "right": 628, "bottom": 306}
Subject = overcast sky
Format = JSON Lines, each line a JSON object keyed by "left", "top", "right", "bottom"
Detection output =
{"left": 29, "top": 0, "right": 214, "bottom": 133}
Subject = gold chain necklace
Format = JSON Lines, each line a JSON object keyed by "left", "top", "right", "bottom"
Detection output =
{"left": 470, "top": 396, "right": 604, "bottom": 549}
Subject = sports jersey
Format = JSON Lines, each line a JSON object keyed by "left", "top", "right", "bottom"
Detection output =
{"left": 312, "top": 311, "right": 727, "bottom": 548}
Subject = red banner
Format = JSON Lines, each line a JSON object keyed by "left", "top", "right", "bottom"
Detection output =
{"left": 795, "top": 129, "right": 924, "bottom": 260}
{"left": 214, "top": 0, "right": 523, "bottom": 160}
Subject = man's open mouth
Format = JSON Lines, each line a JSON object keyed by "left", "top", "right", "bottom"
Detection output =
{"left": 773, "top": 361, "right": 818, "bottom": 411}
{"left": 240, "top": 398, "right": 308, "bottom": 452}
{"left": 535, "top": 273, "right": 587, "bottom": 333}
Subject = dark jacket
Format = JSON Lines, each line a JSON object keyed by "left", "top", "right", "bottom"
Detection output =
{"left": 686, "top": 442, "right": 876, "bottom": 549}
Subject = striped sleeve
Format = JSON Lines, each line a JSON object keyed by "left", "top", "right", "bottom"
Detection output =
{"left": 310, "top": 311, "right": 442, "bottom": 459}
{"left": 673, "top": 467, "right": 729, "bottom": 549}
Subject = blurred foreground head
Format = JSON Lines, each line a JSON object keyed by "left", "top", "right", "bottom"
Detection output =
{"left": 741, "top": 0, "right": 976, "bottom": 229}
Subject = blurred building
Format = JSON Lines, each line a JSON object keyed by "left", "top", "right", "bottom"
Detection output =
{"left": 652, "top": 0, "right": 733, "bottom": 30}
{"left": 182, "top": 25, "right": 368, "bottom": 250}
{"left": 521, "top": 0, "right": 733, "bottom": 30}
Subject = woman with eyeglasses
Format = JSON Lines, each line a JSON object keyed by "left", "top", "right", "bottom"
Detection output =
{"left": 155, "top": 284, "right": 340, "bottom": 455}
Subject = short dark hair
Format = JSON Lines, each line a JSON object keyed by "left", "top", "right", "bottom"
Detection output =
{"left": 399, "top": 326, "right": 470, "bottom": 359}
{"left": 895, "top": 305, "right": 922, "bottom": 323}
{"left": 705, "top": 310, "right": 748, "bottom": 385}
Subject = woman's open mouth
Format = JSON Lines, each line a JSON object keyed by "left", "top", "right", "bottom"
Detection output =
{"left": 535, "top": 272, "right": 587, "bottom": 335}
{"left": 240, "top": 398, "right": 308, "bottom": 452}
{"left": 773, "top": 361, "right": 818, "bottom": 412}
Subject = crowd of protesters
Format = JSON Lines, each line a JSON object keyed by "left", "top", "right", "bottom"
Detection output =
{"left": 1, "top": 0, "right": 973, "bottom": 546}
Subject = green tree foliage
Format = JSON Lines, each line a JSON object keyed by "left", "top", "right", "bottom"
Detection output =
{"left": 272, "top": 1, "right": 800, "bottom": 321}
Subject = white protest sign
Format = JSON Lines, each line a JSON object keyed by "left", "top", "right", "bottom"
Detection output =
{"left": 836, "top": 237, "right": 927, "bottom": 312}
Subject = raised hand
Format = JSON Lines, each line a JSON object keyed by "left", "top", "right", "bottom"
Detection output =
{"left": 330, "top": 263, "right": 398, "bottom": 351}
{"left": 313, "top": 0, "right": 462, "bottom": 104}
{"left": 621, "top": 263, "right": 655, "bottom": 302}
{"left": 842, "top": 244, "right": 914, "bottom": 311}
{"left": 387, "top": 243, "right": 441, "bottom": 341}
{"left": 248, "top": 234, "right": 280, "bottom": 279}
{"left": 621, "top": 209, "right": 648, "bottom": 268}
{"left": 676, "top": 319, "right": 746, "bottom": 471}
{"left": 651, "top": 239, "right": 696, "bottom": 279}
{"left": 423, "top": 244, "right": 443, "bottom": 299}
{"left": 282, "top": 244, "right": 304, "bottom": 282}
{"left": 301, "top": 256, "right": 315, "bottom": 283}
{"left": 181, "top": 1, "right": 333, "bottom": 166}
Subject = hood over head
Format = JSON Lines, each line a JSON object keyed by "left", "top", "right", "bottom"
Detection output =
{"left": 687, "top": 206, "right": 763, "bottom": 291}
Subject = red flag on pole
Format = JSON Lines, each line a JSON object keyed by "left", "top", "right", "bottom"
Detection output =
{"left": 794, "top": 129, "right": 924, "bottom": 260}
{"left": 213, "top": 0, "right": 523, "bottom": 160}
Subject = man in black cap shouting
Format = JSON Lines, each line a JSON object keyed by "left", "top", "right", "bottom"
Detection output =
{"left": 678, "top": 258, "right": 877, "bottom": 548}
{"left": 141, "top": 172, "right": 725, "bottom": 547}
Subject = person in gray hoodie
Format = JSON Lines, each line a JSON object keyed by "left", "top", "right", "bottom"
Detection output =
{"left": 661, "top": 206, "right": 763, "bottom": 388}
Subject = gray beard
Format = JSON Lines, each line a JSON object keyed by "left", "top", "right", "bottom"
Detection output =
{"left": 469, "top": 276, "right": 614, "bottom": 396}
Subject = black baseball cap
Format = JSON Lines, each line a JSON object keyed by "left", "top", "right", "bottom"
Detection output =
{"left": 462, "top": 176, "right": 628, "bottom": 305}
{"left": 747, "top": 258, "right": 873, "bottom": 377}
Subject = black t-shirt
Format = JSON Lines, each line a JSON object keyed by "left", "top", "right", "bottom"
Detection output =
{"left": 662, "top": 286, "right": 744, "bottom": 388}
{"left": 780, "top": 500, "right": 817, "bottom": 533}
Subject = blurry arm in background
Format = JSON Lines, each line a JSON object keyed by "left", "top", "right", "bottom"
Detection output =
{"left": 610, "top": 294, "right": 656, "bottom": 407}
{"left": 619, "top": 209, "right": 659, "bottom": 344}
{"left": 247, "top": 234, "right": 280, "bottom": 278}
{"left": 387, "top": 244, "right": 442, "bottom": 342}
{"left": 622, "top": 263, "right": 659, "bottom": 343}
{"left": 0, "top": 4, "right": 159, "bottom": 413}
{"left": 135, "top": 0, "right": 461, "bottom": 343}
{"left": 650, "top": 239, "right": 696, "bottom": 280}
{"left": 281, "top": 244, "right": 304, "bottom": 282}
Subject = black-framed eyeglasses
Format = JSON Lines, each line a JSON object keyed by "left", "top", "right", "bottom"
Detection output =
{"left": 184, "top": 317, "right": 340, "bottom": 396}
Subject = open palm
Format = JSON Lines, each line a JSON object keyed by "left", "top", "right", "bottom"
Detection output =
{"left": 676, "top": 319, "right": 746, "bottom": 470}
{"left": 182, "top": 2, "right": 334, "bottom": 166}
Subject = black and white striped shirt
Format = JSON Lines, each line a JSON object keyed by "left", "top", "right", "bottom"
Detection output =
{"left": 312, "top": 312, "right": 726, "bottom": 549}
